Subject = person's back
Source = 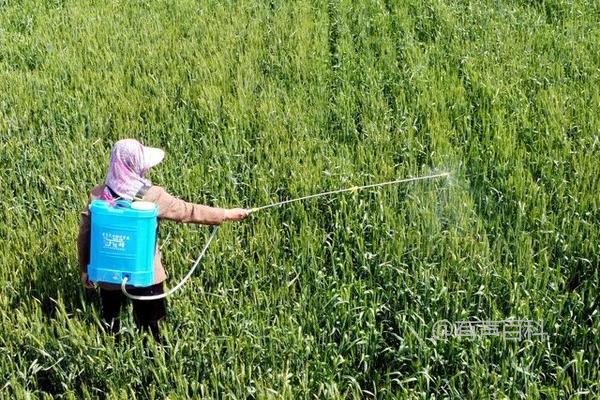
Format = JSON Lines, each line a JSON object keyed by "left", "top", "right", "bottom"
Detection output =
{"left": 77, "top": 139, "right": 248, "bottom": 341}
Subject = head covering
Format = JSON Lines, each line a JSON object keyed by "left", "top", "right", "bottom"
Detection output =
{"left": 101, "top": 139, "right": 165, "bottom": 202}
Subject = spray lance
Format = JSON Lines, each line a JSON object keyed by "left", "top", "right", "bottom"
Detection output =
{"left": 109, "top": 172, "right": 450, "bottom": 300}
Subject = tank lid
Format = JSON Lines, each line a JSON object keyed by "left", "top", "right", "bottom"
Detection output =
{"left": 131, "top": 201, "right": 156, "bottom": 211}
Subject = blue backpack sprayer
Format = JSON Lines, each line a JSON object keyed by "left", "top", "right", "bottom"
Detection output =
{"left": 88, "top": 200, "right": 159, "bottom": 287}
{"left": 87, "top": 172, "right": 449, "bottom": 301}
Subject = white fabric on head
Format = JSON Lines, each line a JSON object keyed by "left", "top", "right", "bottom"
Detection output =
{"left": 104, "top": 139, "right": 164, "bottom": 200}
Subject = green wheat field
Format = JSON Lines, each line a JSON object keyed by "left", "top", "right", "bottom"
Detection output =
{"left": 1, "top": 0, "right": 598, "bottom": 398}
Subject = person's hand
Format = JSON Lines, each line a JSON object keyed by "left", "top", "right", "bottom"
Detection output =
{"left": 225, "top": 208, "right": 250, "bottom": 222}
{"left": 81, "top": 272, "right": 94, "bottom": 289}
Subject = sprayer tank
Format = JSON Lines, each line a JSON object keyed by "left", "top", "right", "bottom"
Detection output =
{"left": 87, "top": 200, "right": 158, "bottom": 287}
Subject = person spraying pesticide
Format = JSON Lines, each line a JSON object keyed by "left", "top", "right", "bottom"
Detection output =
{"left": 77, "top": 139, "right": 249, "bottom": 341}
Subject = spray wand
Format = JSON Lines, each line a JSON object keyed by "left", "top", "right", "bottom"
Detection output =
{"left": 122, "top": 172, "right": 450, "bottom": 300}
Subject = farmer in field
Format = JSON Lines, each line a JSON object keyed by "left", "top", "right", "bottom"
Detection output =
{"left": 77, "top": 139, "right": 248, "bottom": 342}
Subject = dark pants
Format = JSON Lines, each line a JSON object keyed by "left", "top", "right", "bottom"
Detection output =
{"left": 100, "top": 282, "right": 166, "bottom": 342}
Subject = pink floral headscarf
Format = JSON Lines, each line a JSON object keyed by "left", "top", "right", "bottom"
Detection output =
{"left": 101, "top": 139, "right": 165, "bottom": 202}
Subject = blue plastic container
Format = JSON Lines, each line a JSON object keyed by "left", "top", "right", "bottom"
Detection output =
{"left": 88, "top": 199, "right": 159, "bottom": 287}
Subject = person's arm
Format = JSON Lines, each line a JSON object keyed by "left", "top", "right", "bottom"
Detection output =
{"left": 77, "top": 206, "right": 94, "bottom": 288}
{"left": 148, "top": 186, "right": 248, "bottom": 224}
